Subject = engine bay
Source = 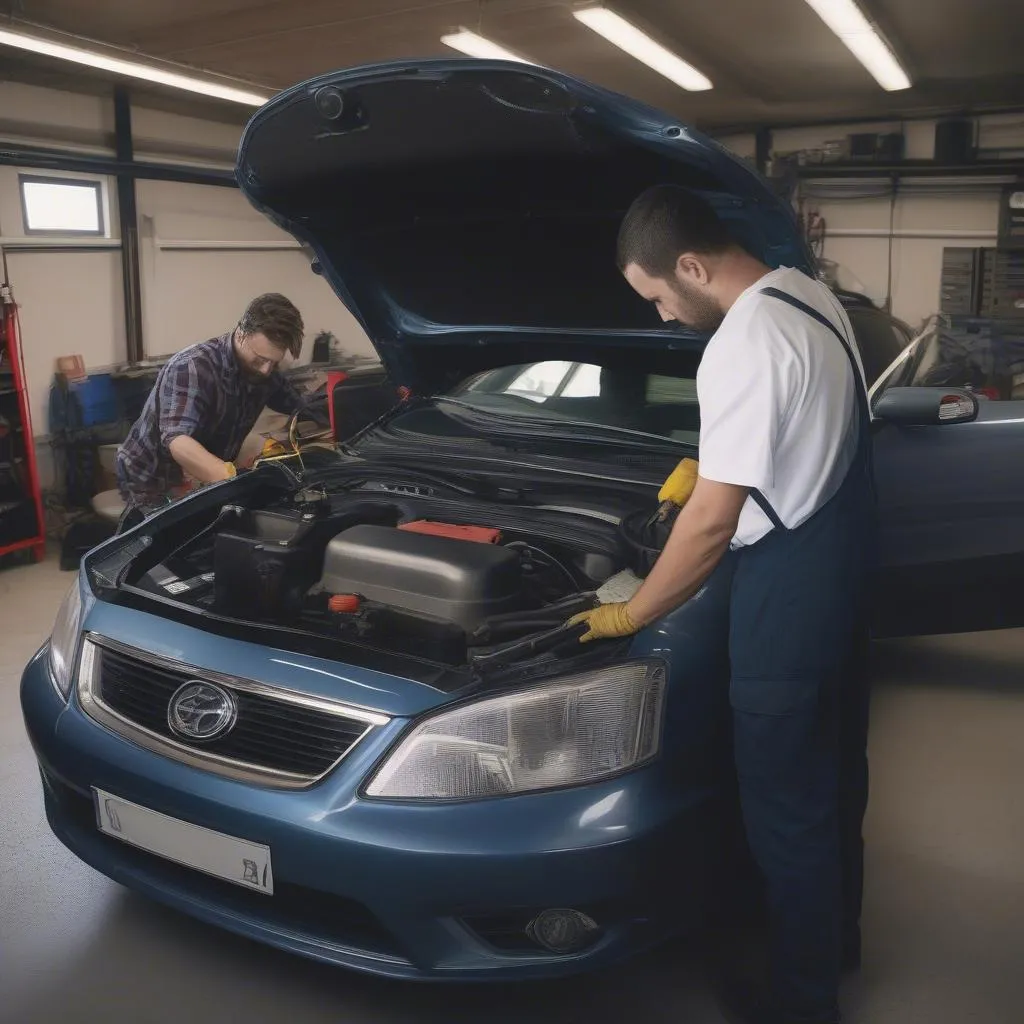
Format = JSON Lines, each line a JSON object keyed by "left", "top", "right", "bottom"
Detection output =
{"left": 125, "top": 482, "right": 669, "bottom": 671}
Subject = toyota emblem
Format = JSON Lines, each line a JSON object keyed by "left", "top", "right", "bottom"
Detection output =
{"left": 168, "top": 681, "right": 237, "bottom": 742}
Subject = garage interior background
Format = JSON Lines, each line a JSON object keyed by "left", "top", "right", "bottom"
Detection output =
{"left": 1, "top": 64, "right": 1022, "bottom": 488}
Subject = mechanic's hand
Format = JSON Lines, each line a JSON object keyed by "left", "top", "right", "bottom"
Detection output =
{"left": 658, "top": 457, "right": 699, "bottom": 507}
{"left": 260, "top": 437, "right": 289, "bottom": 458}
{"left": 568, "top": 602, "right": 639, "bottom": 643}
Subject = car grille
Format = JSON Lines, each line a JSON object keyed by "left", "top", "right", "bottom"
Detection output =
{"left": 80, "top": 636, "right": 384, "bottom": 787}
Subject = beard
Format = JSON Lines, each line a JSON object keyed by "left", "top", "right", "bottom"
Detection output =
{"left": 669, "top": 278, "right": 725, "bottom": 333}
{"left": 239, "top": 364, "right": 269, "bottom": 384}
{"left": 232, "top": 340, "right": 272, "bottom": 383}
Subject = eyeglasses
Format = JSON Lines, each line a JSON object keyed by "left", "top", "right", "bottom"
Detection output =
{"left": 240, "top": 334, "right": 284, "bottom": 371}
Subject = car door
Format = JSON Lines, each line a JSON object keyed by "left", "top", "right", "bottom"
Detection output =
{"left": 867, "top": 321, "right": 1024, "bottom": 637}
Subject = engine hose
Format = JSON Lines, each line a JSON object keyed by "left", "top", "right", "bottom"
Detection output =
{"left": 165, "top": 503, "right": 244, "bottom": 563}
{"left": 471, "top": 616, "right": 580, "bottom": 646}
{"left": 471, "top": 621, "right": 590, "bottom": 670}
{"left": 619, "top": 507, "right": 674, "bottom": 576}
{"left": 471, "top": 593, "right": 598, "bottom": 644}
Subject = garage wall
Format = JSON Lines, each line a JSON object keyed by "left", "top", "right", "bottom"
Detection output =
{"left": 795, "top": 188, "right": 997, "bottom": 330}
{"left": 0, "top": 159, "right": 124, "bottom": 440}
{"left": 717, "top": 115, "right": 1024, "bottom": 330}
{"left": 136, "top": 180, "right": 372, "bottom": 362}
{"left": 3, "top": 78, "right": 1022, "bottom": 460}
{"left": 0, "top": 81, "right": 374, "bottom": 457}
{"left": 0, "top": 80, "right": 113, "bottom": 153}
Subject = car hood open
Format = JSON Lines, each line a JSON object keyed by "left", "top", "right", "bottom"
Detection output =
{"left": 237, "top": 59, "right": 812, "bottom": 391}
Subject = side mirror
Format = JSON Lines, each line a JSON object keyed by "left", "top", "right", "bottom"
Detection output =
{"left": 873, "top": 387, "right": 978, "bottom": 426}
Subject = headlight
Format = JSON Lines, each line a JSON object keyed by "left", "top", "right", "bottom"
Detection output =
{"left": 366, "top": 661, "right": 665, "bottom": 800}
{"left": 48, "top": 580, "right": 85, "bottom": 699}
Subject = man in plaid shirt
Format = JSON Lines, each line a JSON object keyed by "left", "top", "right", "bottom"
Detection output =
{"left": 117, "top": 294, "right": 306, "bottom": 523}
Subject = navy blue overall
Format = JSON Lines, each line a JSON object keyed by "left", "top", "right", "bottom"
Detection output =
{"left": 728, "top": 287, "right": 875, "bottom": 1020}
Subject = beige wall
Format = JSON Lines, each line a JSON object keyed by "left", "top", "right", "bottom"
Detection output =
{"left": 0, "top": 159, "right": 124, "bottom": 431}
{"left": 0, "top": 83, "right": 373, "bottom": 452}
{"left": 0, "top": 80, "right": 112, "bottom": 152}
{"left": 717, "top": 116, "right": 1021, "bottom": 330}
{"left": 2, "top": 80, "right": 1022, "bottom": 455}
{"left": 809, "top": 193, "right": 998, "bottom": 330}
{"left": 135, "top": 179, "right": 374, "bottom": 362}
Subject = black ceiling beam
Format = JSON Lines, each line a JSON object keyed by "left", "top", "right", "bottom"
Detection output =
{"left": 708, "top": 104, "right": 1024, "bottom": 139}
{"left": 0, "top": 143, "right": 237, "bottom": 188}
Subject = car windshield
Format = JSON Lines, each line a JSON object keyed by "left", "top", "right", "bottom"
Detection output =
{"left": 448, "top": 360, "right": 701, "bottom": 444}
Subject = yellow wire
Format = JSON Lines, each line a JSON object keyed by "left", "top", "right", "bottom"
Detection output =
{"left": 252, "top": 442, "right": 337, "bottom": 469}
{"left": 251, "top": 408, "right": 336, "bottom": 470}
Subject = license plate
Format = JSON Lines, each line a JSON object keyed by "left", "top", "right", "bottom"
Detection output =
{"left": 94, "top": 789, "right": 274, "bottom": 895}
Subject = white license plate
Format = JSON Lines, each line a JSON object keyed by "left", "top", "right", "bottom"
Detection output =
{"left": 94, "top": 789, "right": 274, "bottom": 895}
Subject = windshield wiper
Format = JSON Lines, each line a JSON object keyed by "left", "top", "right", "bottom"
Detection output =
{"left": 311, "top": 457, "right": 519, "bottom": 501}
{"left": 428, "top": 396, "right": 691, "bottom": 450}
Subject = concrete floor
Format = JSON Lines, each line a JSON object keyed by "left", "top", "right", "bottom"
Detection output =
{"left": 2, "top": 555, "right": 1023, "bottom": 1024}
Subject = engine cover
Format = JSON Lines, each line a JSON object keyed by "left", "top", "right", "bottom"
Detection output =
{"left": 321, "top": 524, "right": 523, "bottom": 630}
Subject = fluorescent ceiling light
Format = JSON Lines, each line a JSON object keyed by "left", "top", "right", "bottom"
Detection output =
{"left": 440, "top": 28, "right": 537, "bottom": 65}
{"left": 573, "top": 7, "right": 712, "bottom": 92}
{"left": 0, "top": 26, "right": 270, "bottom": 106}
{"left": 800, "top": 0, "right": 911, "bottom": 91}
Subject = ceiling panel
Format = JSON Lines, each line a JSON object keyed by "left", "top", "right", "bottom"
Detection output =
{"left": 14, "top": 0, "right": 263, "bottom": 41}
{"left": 878, "top": 0, "right": 1024, "bottom": 78}
{"left": 5, "top": 0, "right": 1023, "bottom": 130}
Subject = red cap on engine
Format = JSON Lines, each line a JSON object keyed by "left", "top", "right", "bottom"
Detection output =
{"left": 398, "top": 521, "right": 502, "bottom": 544}
{"left": 328, "top": 594, "right": 361, "bottom": 614}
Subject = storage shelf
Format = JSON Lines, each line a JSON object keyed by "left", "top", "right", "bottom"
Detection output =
{"left": 796, "top": 160, "right": 1024, "bottom": 180}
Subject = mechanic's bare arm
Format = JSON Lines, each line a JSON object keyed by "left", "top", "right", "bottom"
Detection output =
{"left": 626, "top": 477, "right": 748, "bottom": 627}
{"left": 168, "top": 435, "right": 235, "bottom": 484}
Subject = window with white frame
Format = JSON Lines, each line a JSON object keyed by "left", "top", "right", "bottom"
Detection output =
{"left": 19, "top": 175, "right": 105, "bottom": 235}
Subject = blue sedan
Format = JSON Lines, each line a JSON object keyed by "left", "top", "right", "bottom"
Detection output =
{"left": 21, "top": 60, "right": 1024, "bottom": 981}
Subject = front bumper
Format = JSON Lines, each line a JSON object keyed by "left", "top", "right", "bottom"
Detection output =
{"left": 21, "top": 646, "right": 718, "bottom": 981}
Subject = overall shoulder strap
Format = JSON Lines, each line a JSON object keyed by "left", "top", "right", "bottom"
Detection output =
{"left": 760, "top": 286, "right": 869, "bottom": 413}
{"left": 747, "top": 286, "right": 875, "bottom": 532}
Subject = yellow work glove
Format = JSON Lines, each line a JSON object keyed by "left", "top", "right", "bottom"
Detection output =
{"left": 260, "top": 437, "right": 288, "bottom": 458}
{"left": 223, "top": 461, "right": 237, "bottom": 479}
{"left": 658, "top": 457, "right": 699, "bottom": 507}
{"left": 652, "top": 457, "right": 699, "bottom": 523}
{"left": 568, "top": 602, "right": 639, "bottom": 643}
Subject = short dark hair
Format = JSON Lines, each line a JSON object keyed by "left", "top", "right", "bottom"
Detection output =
{"left": 616, "top": 185, "right": 734, "bottom": 277}
{"left": 238, "top": 293, "right": 304, "bottom": 359}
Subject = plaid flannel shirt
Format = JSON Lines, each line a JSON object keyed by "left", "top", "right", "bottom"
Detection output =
{"left": 117, "top": 332, "right": 302, "bottom": 504}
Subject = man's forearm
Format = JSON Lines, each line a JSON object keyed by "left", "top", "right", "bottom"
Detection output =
{"left": 167, "top": 435, "right": 233, "bottom": 484}
{"left": 626, "top": 488, "right": 742, "bottom": 627}
{"left": 267, "top": 375, "right": 305, "bottom": 417}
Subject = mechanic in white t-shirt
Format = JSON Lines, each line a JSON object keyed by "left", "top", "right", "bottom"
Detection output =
{"left": 570, "top": 186, "right": 876, "bottom": 1024}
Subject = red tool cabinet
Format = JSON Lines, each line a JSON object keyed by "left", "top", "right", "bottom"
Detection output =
{"left": 0, "top": 286, "right": 46, "bottom": 563}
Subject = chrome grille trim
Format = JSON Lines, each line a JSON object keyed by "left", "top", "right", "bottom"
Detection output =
{"left": 77, "top": 633, "right": 389, "bottom": 790}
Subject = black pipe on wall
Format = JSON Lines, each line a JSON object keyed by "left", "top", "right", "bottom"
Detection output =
{"left": 0, "top": 143, "right": 237, "bottom": 187}
{"left": 755, "top": 128, "right": 772, "bottom": 177}
{"left": 114, "top": 87, "right": 145, "bottom": 364}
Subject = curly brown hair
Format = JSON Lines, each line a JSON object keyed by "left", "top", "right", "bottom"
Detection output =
{"left": 237, "top": 293, "right": 304, "bottom": 359}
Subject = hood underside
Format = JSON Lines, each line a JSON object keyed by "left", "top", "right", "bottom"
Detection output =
{"left": 237, "top": 60, "right": 812, "bottom": 390}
